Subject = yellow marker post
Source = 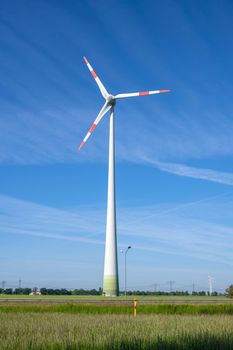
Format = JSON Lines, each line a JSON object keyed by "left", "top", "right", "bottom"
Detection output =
{"left": 133, "top": 298, "right": 137, "bottom": 319}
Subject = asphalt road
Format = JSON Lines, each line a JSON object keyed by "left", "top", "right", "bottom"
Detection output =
{"left": 0, "top": 298, "right": 232, "bottom": 303}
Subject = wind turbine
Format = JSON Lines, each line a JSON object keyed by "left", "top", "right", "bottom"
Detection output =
{"left": 79, "top": 56, "right": 170, "bottom": 296}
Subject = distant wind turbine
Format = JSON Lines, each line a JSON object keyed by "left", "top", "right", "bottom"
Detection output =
{"left": 79, "top": 56, "right": 170, "bottom": 296}
{"left": 208, "top": 275, "right": 214, "bottom": 296}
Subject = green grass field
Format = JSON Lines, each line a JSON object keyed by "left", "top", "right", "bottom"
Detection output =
{"left": 1, "top": 312, "right": 233, "bottom": 349}
{"left": 1, "top": 302, "right": 233, "bottom": 314}
{"left": 1, "top": 301, "right": 233, "bottom": 349}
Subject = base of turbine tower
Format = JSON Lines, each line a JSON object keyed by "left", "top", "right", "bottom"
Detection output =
{"left": 103, "top": 275, "right": 119, "bottom": 296}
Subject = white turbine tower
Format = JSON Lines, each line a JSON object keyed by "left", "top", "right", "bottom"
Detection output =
{"left": 79, "top": 56, "right": 170, "bottom": 296}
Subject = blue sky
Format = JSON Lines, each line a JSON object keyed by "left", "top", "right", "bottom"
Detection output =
{"left": 0, "top": 0, "right": 233, "bottom": 292}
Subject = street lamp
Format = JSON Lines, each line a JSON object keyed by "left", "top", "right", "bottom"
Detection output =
{"left": 121, "top": 246, "right": 131, "bottom": 297}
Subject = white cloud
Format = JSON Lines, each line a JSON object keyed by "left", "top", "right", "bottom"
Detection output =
{"left": 1, "top": 193, "right": 233, "bottom": 267}
{"left": 140, "top": 157, "right": 233, "bottom": 186}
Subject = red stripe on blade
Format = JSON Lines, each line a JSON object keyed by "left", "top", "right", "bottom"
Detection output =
{"left": 83, "top": 56, "right": 88, "bottom": 65}
{"left": 160, "top": 89, "right": 171, "bottom": 93}
{"left": 91, "top": 70, "right": 97, "bottom": 78}
{"left": 139, "top": 91, "right": 149, "bottom": 95}
{"left": 89, "top": 124, "right": 96, "bottom": 133}
{"left": 79, "top": 141, "right": 85, "bottom": 150}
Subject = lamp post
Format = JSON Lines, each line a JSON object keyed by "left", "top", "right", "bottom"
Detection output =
{"left": 121, "top": 246, "right": 131, "bottom": 298}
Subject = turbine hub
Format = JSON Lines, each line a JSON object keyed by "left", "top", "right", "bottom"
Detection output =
{"left": 106, "top": 95, "right": 116, "bottom": 106}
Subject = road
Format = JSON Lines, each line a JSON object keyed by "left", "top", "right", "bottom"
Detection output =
{"left": 0, "top": 298, "right": 232, "bottom": 303}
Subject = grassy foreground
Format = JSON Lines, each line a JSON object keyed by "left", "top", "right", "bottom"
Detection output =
{"left": 1, "top": 313, "right": 233, "bottom": 349}
{"left": 1, "top": 302, "right": 233, "bottom": 314}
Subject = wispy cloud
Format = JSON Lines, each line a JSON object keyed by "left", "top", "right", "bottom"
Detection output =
{"left": 1, "top": 193, "right": 233, "bottom": 267}
{"left": 141, "top": 157, "right": 233, "bottom": 186}
{"left": 0, "top": 194, "right": 105, "bottom": 243}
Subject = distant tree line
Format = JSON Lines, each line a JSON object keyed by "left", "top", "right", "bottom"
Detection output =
{"left": 126, "top": 290, "right": 220, "bottom": 296}
{"left": 0, "top": 288, "right": 102, "bottom": 295}
{"left": 0, "top": 288, "right": 32, "bottom": 295}
{"left": 40, "top": 288, "right": 102, "bottom": 295}
{"left": 0, "top": 287, "right": 221, "bottom": 296}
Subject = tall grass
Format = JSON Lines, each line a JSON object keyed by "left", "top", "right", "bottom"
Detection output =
{"left": 1, "top": 313, "right": 233, "bottom": 349}
{"left": 1, "top": 302, "right": 233, "bottom": 314}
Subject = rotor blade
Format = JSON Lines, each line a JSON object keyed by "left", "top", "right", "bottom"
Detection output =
{"left": 83, "top": 56, "right": 109, "bottom": 99}
{"left": 115, "top": 89, "right": 171, "bottom": 99}
{"left": 78, "top": 103, "right": 111, "bottom": 150}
